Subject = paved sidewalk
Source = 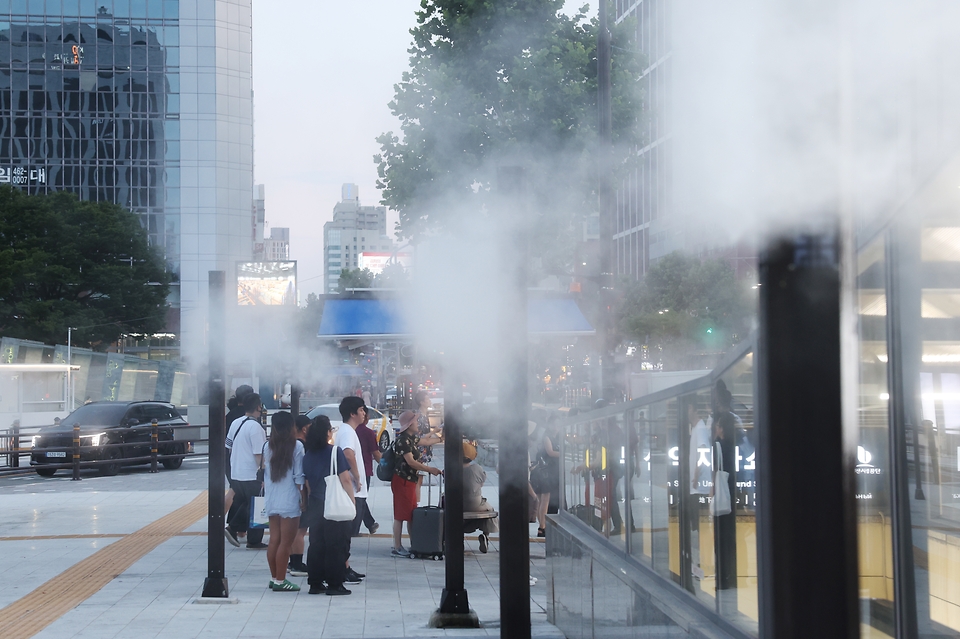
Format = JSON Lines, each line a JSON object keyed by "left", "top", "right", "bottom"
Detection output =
{"left": 0, "top": 460, "right": 561, "bottom": 639}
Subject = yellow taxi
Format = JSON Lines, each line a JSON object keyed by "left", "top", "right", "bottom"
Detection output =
{"left": 304, "top": 403, "right": 395, "bottom": 452}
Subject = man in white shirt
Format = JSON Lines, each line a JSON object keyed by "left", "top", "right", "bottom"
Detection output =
{"left": 225, "top": 393, "right": 267, "bottom": 549}
{"left": 337, "top": 396, "right": 368, "bottom": 584}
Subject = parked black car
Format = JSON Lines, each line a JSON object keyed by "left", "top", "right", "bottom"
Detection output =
{"left": 30, "top": 401, "right": 189, "bottom": 477}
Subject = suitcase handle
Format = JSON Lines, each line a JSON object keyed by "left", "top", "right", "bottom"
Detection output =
{"left": 423, "top": 470, "right": 443, "bottom": 507}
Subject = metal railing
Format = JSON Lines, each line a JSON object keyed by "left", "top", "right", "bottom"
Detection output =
{"left": 0, "top": 419, "right": 209, "bottom": 478}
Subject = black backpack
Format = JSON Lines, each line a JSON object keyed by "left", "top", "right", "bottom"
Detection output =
{"left": 376, "top": 443, "right": 396, "bottom": 482}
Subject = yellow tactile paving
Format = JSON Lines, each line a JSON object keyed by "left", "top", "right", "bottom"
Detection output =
{"left": 0, "top": 492, "right": 208, "bottom": 639}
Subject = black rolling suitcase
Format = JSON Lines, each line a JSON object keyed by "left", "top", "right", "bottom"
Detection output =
{"left": 409, "top": 473, "right": 444, "bottom": 560}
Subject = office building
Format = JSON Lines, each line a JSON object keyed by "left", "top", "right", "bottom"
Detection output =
{"left": 0, "top": 0, "right": 255, "bottom": 363}
{"left": 322, "top": 183, "right": 395, "bottom": 293}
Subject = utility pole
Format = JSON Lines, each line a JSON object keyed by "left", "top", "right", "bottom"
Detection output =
{"left": 597, "top": 0, "right": 616, "bottom": 401}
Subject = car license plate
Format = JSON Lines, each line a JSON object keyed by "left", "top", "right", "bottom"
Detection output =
{"left": 46, "top": 451, "right": 67, "bottom": 458}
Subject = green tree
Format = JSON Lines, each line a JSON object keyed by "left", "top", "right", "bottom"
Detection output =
{"left": 375, "top": 0, "right": 643, "bottom": 275}
{"left": 0, "top": 187, "right": 172, "bottom": 349}
{"left": 618, "top": 252, "right": 755, "bottom": 368}
{"left": 338, "top": 268, "right": 375, "bottom": 292}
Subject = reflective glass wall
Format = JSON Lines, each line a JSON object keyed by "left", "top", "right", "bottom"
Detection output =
{"left": 0, "top": 0, "right": 180, "bottom": 266}
{"left": 560, "top": 342, "right": 758, "bottom": 637}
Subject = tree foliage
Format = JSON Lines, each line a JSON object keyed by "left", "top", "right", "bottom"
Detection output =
{"left": 338, "top": 268, "right": 375, "bottom": 292}
{"left": 375, "top": 0, "right": 643, "bottom": 275}
{"left": 618, "top": 252, "right": 755, "bottom": 366}
{"left": 0, "top": 187, "right": 172, "bottom": 349}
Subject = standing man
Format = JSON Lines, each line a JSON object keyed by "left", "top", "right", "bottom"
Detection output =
{"left": 223, "top": 384, "right": 254, "bottom": 540}
{"left": 354, "top": 407, "right": 381, "bottom": 536}
{"left": 225, "top": 393, "right": 267, "bottom": 549}
{"left": 336, "top": 396, "right": 368, "bottom": 584}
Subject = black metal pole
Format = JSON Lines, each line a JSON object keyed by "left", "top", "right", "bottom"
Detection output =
{"left": 498, "top": 166, "right": 531, "bottom": 639}
{"left": 290, "top": 385, "right": 300, "bottom": 417}
{"left": 202, "top": 270, "right": 229, "bottom": 598}
{"left": 433, "top": 376, "right": 477, "bottom": 625}
{"left": 150, "top": 419, "right": 159, "bottom": 473}
{"left": 885, "top": 221, "right": 921, "bottom": 637}
{"left": 597, "top": 0, "right": 616, "bottom": 401}
{"left": 72, "top": 423, "right": 81, "bottom": 481}
{"left": 755, "top": 233, "right": 859, "bottom": 638}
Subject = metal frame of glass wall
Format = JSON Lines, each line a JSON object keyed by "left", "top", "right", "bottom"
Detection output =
{"left": 556, "top": 337, "right": 758, "bottom": 638}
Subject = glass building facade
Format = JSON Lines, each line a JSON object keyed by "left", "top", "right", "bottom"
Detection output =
{"left": 0, "top": 0, "right": 255, "bottom": 362}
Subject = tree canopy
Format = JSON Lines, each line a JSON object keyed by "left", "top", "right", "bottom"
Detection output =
{"left": 618, "top": 252, "right": 755, "bottom": 369}
{"left": 375, "top": 0, "right": 643, "bottom": 272}
{"left": 0, "top": 187, "right": 172, "bottom": 349}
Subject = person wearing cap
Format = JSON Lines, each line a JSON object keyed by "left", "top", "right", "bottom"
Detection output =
{"left": 225, "top": 392, "right": 267, "bottom": 549}
{"left": 462, "top": 440, "right": 498, "bottom": 553}
{"left": 390, "top": 409, "right": 442, "bottom": 558}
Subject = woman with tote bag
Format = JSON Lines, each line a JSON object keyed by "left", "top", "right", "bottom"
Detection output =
{"left": 302, "top": 415, "right": 356, "bottom": 596}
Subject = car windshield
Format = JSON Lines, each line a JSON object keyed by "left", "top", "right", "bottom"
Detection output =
{"left": 61, "top": 403, "right": 129, "bottom": 427}
{"left": 306, "top": 405, "right": 343, "bottom": 422}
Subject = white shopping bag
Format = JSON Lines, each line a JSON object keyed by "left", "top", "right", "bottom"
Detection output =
{"left": 250, "top": 495, "right": 269, "bottom": 529}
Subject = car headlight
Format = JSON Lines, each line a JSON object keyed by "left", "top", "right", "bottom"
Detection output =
{"left": 80, "top": 432, "right": 107, "bottom": 447}
{"left": 31, "top": 435, "right": 40, "bottom": 448}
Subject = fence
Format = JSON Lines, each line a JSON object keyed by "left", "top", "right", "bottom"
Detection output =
{"left": 0, "top": 420, "right": 209, "bottom": 478}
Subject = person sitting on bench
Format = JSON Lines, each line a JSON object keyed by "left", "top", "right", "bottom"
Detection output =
{"left": 462, "top": 440, "right": 499, "bottom": 553}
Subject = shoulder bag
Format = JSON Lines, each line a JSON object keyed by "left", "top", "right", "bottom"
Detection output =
{"left": 710, "top": 441, "right": 732, "bottom": 517}
{"left": 324, "top": 447, "right": 357, "bottom": 522}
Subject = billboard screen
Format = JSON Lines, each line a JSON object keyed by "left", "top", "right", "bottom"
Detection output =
{"left": 358, "top": 252, "right": 413, "bottom": 275}
{"left": 237, "top": 261, "right": 297, "bottom": 306}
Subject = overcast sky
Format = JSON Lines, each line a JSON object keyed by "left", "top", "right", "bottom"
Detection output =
{"left": 251, "top": 1, "right": 595, "bottom": 300}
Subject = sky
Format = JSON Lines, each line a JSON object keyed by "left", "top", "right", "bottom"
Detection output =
{"left": 251, "top": 1, "right": 595, "bottom": 301}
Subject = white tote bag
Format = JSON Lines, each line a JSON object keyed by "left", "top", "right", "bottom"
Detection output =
{"left": 710, "top": 442, "right": 732, "bottom": 517}
{"left": 324, "top": 447, "right": 356, "bottom": 522}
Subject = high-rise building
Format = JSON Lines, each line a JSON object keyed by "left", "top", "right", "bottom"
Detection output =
{"left": 263, "top": 226, "right": 289, "bottom": 261}
{"left": 322, "top": 183, "right": 394, "bottom": 293}
{"left": 0, "top": 0, "right": 255, "bottom": 363}
{"left": 612, "top": 0, "right": 754, "bottom": 279}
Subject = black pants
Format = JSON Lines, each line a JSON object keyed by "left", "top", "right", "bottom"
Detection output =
{"left": 307, "top": 504, "right": 351, "bottom": 589}
{"left": 227, "top": 479, "right": 264, "bottom": 545}
{"left": 352, "top": 493, "right": 377, "bottom": 535}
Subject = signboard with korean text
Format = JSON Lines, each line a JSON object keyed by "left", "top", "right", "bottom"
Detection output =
{"left": 0, "top": 167, "right": 47, "bottom": 186}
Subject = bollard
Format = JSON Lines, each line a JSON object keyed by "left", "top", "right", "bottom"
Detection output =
{"left": 10, "top": 420, "right": 20, "bottom": 468}
{"left": 72, "top": 423, "right": 81, "bottom": 481}
{"left": 150, "top": 419, "right": 159, "bottom": 473}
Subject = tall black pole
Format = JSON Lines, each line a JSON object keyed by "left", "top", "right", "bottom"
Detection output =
{"left": 202, "top": 271, "right": 229, "bottom": 598}
{"left": 755, "top": 233, "right": 859, "bottom": 637}
{"left": 432, "top": 375, "right": 478, "bottom": 626}
{"left": 498, "top": 166, "right": 531, "bottom": 639}
{"left": 597, "top": 0, "right": 616, "bottom": 401}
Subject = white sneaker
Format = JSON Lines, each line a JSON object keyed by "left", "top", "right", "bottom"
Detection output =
{"left": 391, "top": 546, "right": 411, "bottom": 558}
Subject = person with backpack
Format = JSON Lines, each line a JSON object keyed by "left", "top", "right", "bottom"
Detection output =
{"left": 263, "top": 411, "right": 306, "bottom": 591}
{"left": 224, "top": 393, "right": 267, "bottom": 549}
{"left": 390, "top": 410, "right": 442, "bottom": 558}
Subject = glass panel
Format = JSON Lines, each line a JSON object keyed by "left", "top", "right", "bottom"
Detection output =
{"left": 856, "top": 235, "right": 896, "bottom": 639}
{"left": 628, "top": 406, "right": 652, "bottom": 566}
{"left": 685, "top": 389, "right": 716, "bottom": 608}
{"left": 715, "top": 353, "right": 758, "bottom": 635}
{"left": 911, "top": 219, "right": 960, "bottom": 638}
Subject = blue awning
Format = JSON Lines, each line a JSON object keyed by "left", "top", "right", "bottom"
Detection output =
{"left": 317, "top": 297, "right": 594, "bottom": 340}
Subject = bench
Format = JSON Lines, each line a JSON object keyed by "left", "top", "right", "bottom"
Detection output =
{"left": 464, "top": 511, "right": 499, "bottom": 553}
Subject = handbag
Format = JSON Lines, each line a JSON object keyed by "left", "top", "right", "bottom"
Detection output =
{"left": 249, "top": 442, "right": 269, "bottom": 529}
{"left": 250, "top": 492, "right": 269, "bottom": 529}
{"left": 530, "top": 460, "right": 550, "bottom": 494}
{"left": 710, "top": 441, "right": 732, "bottom": 517}
{"left": 324, "top": 447, "right": 357, "bottom": 522}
